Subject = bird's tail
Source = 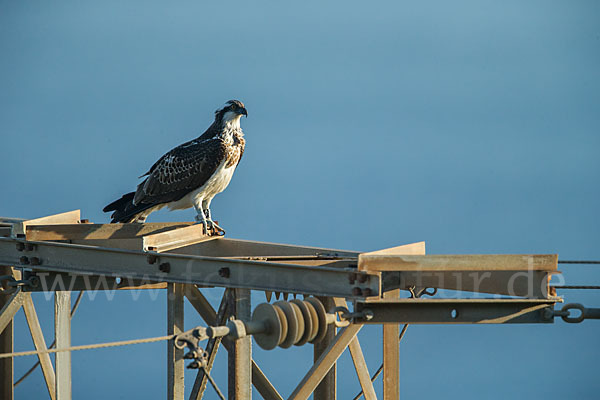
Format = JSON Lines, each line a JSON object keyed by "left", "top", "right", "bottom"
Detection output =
{"left": 103, "top": 192, "right": 153, "bottom": 223}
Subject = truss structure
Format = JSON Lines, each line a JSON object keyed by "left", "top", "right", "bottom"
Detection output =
{"left": 0, "top": 210, "right": 561, "bottom": 399}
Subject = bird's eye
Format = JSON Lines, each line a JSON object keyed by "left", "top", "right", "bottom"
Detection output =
{"left": 231, "top": 104, "right": 237, "bottom": 110}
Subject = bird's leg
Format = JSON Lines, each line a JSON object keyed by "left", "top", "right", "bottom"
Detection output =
{"left": 193, "top": 205, "right": 209, "bottom": 234}
{"left": 203, "top": 208, "right": 225, "bottom": 235}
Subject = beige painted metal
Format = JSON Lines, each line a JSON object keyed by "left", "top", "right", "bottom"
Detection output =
{"left": 167, "top": 283, "right": 185, "bottom": 400}
{"left": 143, "top": 224, "right": 214, "bottom": 252}
{"left": 355, "top": 298, "right": 556, "bottom": 324}
{"left": 191, "top": 288, "right": 230, "bottom": 400}
{"left": 24, "top": 222, "right": 216, "bottom": 253}
{"left": 25, "top": 222, "right": 194, "bottom": 241}
{"left": 0, "top": 213, "right": 566, "bottom": 400}
{"left": 383, "top": 289, "right": 400, "bottom": 400}
{"left": 0, "top": 238, "right": 379, "bottom": 298}
{"left": 314, "top": 297, "right": 336, "bottom": 400}
{"left": 360, "top": 254, "right": 558, "bottom": 272}
{"left": 172, "top": 238, "right": 359, "bottom": 258}
{"left": 229, "top": 288, "right": 252, "bottom": 400}
{"left": 385, "top": 269, "right": 553, "bottom": 298}
{"left": 289, "top": 323, "right": 362, "bottom": 400}
{"left": 55, "top": 291, "right": 71, "bottom": 400}
{"left": 0, "top": 288, "right": 27, "bottom": 335}
{"left": 348, "top": 338, "right": 377, "bottom": 400}
{"left": 24, "top": 271, "right": 167, "bottom": 292}
{"left": 331, "top": 298, "right": 376, "bottom": 400}
{"left": 0, "top": 265, "right": 15, "bottom": 400}
{"left": 364, "top": 241, "right": 426, "bottom": 256}
{"left": 12, "top": 210, "right": 81, "bottom": 237}
{"left": 23, "top": 296, "right": 56, "bottom": 400}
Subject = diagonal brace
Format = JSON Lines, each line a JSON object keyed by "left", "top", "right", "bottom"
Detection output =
{"left": 22, "top": 296, "right": 56, "bottom": 400}
{"left": 0, "top": 288, "right": 27, "bottom": 335}
{"left": 190, "top": 288, "right": 230, "bottom": 400}
{"left": 289, "top": 323, "right": 363, "bottom": 400}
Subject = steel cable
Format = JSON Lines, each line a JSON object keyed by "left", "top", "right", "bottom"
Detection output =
{"left": 558, "top": 260, "right": 600, "bottom": 264}
{"left": 551, "top": 285, "right": 600, "bottom": 290}
{"left": 202, "top": 365, "right": 226, "bottom": 400}
{"left": 1, "top": 334, "right": 177, "bottom": 359}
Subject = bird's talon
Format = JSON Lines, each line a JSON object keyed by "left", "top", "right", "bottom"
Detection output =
{"left": 206, "top": 220, "right": 225, "bottom": 236}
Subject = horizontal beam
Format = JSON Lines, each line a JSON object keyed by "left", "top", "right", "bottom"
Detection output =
{"left": 359, "top": 254, "right": 558, "bottom": 272}
{"left": 142, "top": 224, "right": 213, "bottom": 252}
{"left": 354, "top": 299, "right": 557, "bottom": 324}
{"left": 25, "top": 222, "right": 195, "bottom": 241}
{"left": 0, "top": 238, "right": 378, "bottom": 299}
{"left": 383, "top": 270, "right": 553, "bottom": 298}
{"left": 22, "top": 271, "right": 167, "bottom": 292}
{"left": 170, "top": 238, "right": 360, "bottom": 258}
{"left": 12, "top": 210, "right": 81, "bottom": 237}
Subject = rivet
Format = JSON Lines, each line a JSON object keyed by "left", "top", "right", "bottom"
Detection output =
{"left": 147, "top": 254, "right": 158, "bottom": 264}
{"left": 29, "top": 257, "right": 42, "bottom": 266}
{"left": 348, "top": 273, "right": 357, "bottom": 284}
{"left": 16, "top": 243, "right": 25, "bottom": 251}
{"left": 159, "top": 263, "right": 171, "bottom": 273}
{"left": 218, "top": 268, "right": 230, "bottom": 279}
{"left": 19, "top": 256, "right": 30, "bottom": 265}
{"left": 352, "top": 287, "right": 363, "bottom": 296}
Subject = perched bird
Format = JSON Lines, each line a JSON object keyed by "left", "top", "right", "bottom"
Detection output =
{"left": 103, "top": 100, "right": 247, "bottom": 234}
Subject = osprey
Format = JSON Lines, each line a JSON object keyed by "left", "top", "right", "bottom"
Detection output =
{"left": 103, "top": 100, "right": 247, "bottom": 234}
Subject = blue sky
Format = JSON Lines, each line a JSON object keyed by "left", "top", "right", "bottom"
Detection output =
{"left": 1, "top": 0, "right": 599, "bottom": 398}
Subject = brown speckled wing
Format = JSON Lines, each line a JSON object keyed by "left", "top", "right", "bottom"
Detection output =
{"left": 133, "top": 137, "right": 228, "bottom": 206}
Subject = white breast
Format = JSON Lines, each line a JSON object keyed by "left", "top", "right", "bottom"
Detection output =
{"left": 167, "top": 159, "right": 237, "bottom": 211}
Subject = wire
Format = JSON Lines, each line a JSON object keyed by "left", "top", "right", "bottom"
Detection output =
{"left": 1, "top": 334, "right": 177, "bottom": 359}
{"left": 14, "top": 291, "right": 85, "bottom": 387}
{"left": 202, "top": 365, "right": 226, "bottom": 400}
{"left": 551, "top": 285, "right": 600, "bottom": 290}
{"left": 558, "top": 260, "right": 600, "bottom": 264}
{"left": 352, "top": 324, "right": 409, "bottom": 400}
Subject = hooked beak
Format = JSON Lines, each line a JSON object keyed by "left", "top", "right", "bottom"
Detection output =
{"left": 240, "top": 107, "right": 248, "bottom": 117}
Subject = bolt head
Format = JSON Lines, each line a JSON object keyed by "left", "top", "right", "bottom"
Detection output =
{"left": 159, "top": 263, "right": 171, "bottom": 273}
{"left": 218, "top": 267, "right": 230, "bottom": 278}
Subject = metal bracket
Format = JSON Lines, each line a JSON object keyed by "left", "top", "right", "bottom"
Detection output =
{"left": 174, "top": 326, "right": 209, "bottom": 367}
{"left": 0, "top": 274, "right": 39, "bottom": 292}
{"left": 545, "top": 303, "right": 600, "bottom": 323}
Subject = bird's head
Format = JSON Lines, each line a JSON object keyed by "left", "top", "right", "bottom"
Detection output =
{"left": 215, "top": 100, "right": 248, "bottom": 128}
